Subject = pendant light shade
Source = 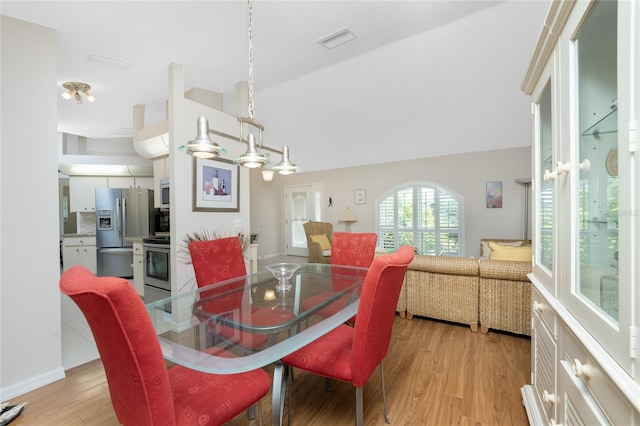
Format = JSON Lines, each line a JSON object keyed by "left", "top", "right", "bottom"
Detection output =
{"left": 262, "top": 169, "right": 275, "bottom": 181}
{"left": 273, "top": 146, "right": 298, "bottom": 175}
{"left": 185, "top": 117, "right": 225, "bottom": 159}
{"left": 235, "top": 133, "right": 267, "bottom": 168}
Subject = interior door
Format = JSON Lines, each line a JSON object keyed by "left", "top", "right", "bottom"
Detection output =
{"left": 286, "top": 185, "right": 327, "bottom": 257}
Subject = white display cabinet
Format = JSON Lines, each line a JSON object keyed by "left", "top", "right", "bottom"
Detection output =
{"left": 521, "top": 0, "right": 639, "bottom": 424}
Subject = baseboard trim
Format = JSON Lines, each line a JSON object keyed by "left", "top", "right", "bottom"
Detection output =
{"left": 1, "top": 367, "right": 65, "bottom": 400}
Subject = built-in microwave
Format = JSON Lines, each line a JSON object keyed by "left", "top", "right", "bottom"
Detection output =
{"left": 160, "top": 178, "right": 169, "bottom": 208}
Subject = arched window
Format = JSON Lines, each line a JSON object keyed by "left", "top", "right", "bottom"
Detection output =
{"left": 377, "top": 183, "right": 464, "bottom": 255}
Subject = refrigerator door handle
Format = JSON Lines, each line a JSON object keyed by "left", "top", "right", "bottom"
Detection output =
{"left": 122, "top": 197, "right": 127, "bottom": 237}
{"left": 115, "top": 198, "right": 122, "bottom": 238}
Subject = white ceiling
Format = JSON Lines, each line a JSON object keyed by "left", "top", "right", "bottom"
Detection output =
{"left": 1, "top": 0, "right": 550, "bottom": 172}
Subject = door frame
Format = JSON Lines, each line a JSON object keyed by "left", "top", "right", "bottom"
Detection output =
{"left": 284, "top": 184, "right": 324, "bottom": 256}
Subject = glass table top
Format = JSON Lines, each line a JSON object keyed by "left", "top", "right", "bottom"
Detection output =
{"left": 145, "top": 263, "right": 368, "bottom": 374}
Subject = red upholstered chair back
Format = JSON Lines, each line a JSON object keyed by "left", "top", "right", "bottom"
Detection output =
{"left": 330, "top": 232, "right": 378, "bottom": 292}
{"left": 330, "top": 232, "right": 378, "bottom": 267}
{"left": 189, "top": 237, "right": 246, "bottom": 313}
{"left": 59, "top": 266, "right": 175, "bottom": 425}
{"left": 351, "top": 245, "right": 414, "bottom": 387}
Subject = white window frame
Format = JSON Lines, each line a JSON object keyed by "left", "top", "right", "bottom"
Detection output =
{"left": 376, "top": 181, "right": 464, "bottom": 256}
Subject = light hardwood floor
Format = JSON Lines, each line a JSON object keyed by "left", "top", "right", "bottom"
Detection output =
{"left": 11, "top": 315, "right": 530, "bottom": 425}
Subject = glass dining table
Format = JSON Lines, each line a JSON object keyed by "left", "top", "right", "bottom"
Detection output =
{"left": 145, "top": 263, "right": 368, "bottom": 425}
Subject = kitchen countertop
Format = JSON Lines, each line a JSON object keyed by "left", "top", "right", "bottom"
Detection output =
{"left": 62, "top": 233, "right": 96, "bottom": 238}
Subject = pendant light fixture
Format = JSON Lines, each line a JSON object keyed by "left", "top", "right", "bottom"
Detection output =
{"left": 183, "top": 0, "right": 299, "bottom": 177}
{"left": 184, "top": 116, "right": 226, "bottom": 159}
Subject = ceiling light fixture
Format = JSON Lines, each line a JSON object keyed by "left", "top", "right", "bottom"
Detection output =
{"left": 184, "top": 0, "right": 298, "bottom": 177}
{"left": 61, "top": 82, "right": 95, "bottom": 104}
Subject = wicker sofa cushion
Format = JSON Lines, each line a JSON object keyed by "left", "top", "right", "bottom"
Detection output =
{"left": 478, "top": 258, "right": 531, "bottom": 281}
{"left": 408, "top": 254, "right": 478, "bottom": 276}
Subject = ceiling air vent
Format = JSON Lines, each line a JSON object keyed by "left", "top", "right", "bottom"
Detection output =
{"left": 317, "top": 28, "right": 356, "bottom": 49}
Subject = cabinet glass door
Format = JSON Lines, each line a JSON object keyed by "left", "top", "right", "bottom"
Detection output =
{"left": 574, "top": 0, "right": 618, "bottom": 322}
{"left": 533, "top": 71, "right": 555, "bottom": 293}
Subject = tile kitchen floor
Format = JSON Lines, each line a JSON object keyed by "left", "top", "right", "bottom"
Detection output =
{"left": 61, "top": 255, "right": 306, "bottom": 369}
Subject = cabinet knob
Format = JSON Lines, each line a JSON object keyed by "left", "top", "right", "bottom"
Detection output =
{"left": 542, "top": 389, "right": 557, "bottom": 405}
{"left": 579, "top": 158, "right": 591, "bottom": 171}
{"left": 571, "top": 358, "right": 592, "bottom": 379}
{"left": 544, "top": 161, "right": 572, "bottom": 181}
{"left": 543, "top": 169, "right": 558, "bottom": 181}
{"left": 533, "top": 301, "right": 544, "bottom": 312}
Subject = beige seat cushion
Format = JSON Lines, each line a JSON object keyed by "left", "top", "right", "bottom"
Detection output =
{"left": 310, "top": 234, "right": 331, "bottom": 251}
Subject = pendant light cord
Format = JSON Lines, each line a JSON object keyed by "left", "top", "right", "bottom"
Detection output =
{"left": 247, "top": 0, "right": 255, "bottom": 121}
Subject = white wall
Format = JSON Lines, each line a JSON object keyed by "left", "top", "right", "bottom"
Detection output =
{"left": 251, "top": 146, "right": 531, "bottom": 258}
{"left": 1, "top": 16, "right": 65, "bottom": 399}
{"left": 167, "top": 64, "right": 252, "bottom": 322}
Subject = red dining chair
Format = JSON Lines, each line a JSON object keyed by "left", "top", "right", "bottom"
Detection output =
{"left": 59, "top": 265, "right": 271, "bottom": 426}
{"left": 282, "top": 245, "right": 414, "bottom": 426}
{"left": 301, "top": 232, "right": 377, "bottom": 316}
{"left": 189, "top": 237, "right": 293, "bottom": 349}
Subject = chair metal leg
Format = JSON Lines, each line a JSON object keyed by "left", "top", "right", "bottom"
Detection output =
{"left": 380, "top": 360, "right": 390, "bottom": 423}
{"left": 325, "top": 377, "right": 333, "bottom": 392}
{"left": 355, "top": 387, "right": 364, "bottom": 426}
{"left": 272, "top": 361, "right": 289, "bottom": 426}
{"left": 247, "top": 400, "right": 263, "bottom": 425}
{"left": 287, "top": 366, "right": 293, "bottom": 426}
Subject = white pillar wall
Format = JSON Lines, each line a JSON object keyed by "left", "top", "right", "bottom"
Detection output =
{"left": 1, "top": 16, "right": 64, "bottom": 399}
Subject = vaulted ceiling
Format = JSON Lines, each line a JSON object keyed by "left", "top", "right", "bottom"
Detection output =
{"left": 2, "top": 1, "right": 549, "bottom": 172}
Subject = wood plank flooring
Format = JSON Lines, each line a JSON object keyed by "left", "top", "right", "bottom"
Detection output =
{"left": 11, "top": 316, "right": 531, "bottom": 425}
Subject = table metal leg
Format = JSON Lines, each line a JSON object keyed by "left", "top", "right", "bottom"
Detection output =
{"left": 272, "top": 360, "right": 289, "bottom": 426}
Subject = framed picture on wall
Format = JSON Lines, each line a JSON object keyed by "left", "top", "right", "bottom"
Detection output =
{"left": 486, "top": 181, "right": 502, "bottom": 208}
{"left": 193, "top": 157, "right": 240, "bottom": 212}
{"left": 354, "top": 188, "right": 366, "bottom": 205}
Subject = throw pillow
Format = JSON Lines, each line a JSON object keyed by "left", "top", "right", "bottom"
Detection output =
{"left": 310, "top": 234, "right": 331, "bottom": 251}
{"left": 481, "top": 240, "right": 524, "bottom": 258}
{"left": 489, "top": 242, "right": 531, "bottom": 261}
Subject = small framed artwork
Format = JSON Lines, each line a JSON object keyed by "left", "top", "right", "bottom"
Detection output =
{"left": 354, "top": 188, "right": 366, "bottom": 205}
{"left": 193, "top": 157, "right": 240, "bottom": 212}
{"left": 486, "top": 181, "right": 502, "bottom": 208}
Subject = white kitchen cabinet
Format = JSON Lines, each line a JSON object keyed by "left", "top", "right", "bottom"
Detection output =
{"left": 69, "top": 177, "right": 108, "bottom": 212}
{"left": 132, "top": 242, "right": 144, "bottom": 296}
{"left": 108, "top": 176, "right": 153, "bottom": 189}
{"left": 107, "top": 176, "right": 135, "bottom": 188}
{"left": 521, "top": 0, "right": 640, "bottom": 423}
{"left": 134, "top": 177, "right": 154, "bottom": 190}
{"left": 62, "top": 236, "right": 97, "bottom": 274}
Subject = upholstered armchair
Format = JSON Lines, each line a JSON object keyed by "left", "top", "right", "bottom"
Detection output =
{"left": 303, "top": 221, "right": 333, "bottom": 264}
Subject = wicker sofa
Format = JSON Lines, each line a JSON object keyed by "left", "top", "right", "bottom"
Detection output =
{"left": 396, "top": 244, "right": 532, "bottom": 336}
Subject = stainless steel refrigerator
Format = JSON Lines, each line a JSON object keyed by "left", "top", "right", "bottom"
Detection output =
{"left": 96, "top": 188, "right": 157, "bottom": 277}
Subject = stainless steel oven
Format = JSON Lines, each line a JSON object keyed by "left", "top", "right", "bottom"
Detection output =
{"left": 143, "top": 236, "right": 171, "bottom": 310}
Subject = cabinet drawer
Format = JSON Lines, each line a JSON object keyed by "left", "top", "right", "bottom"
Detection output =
{"left": 532, "top": 287, "right": 556, "bottom": 337}
{"left": 561, "top": 327, "right": 632, "bottom": 425}
{"left": 559, "top": 360, "right": 611, "bottom": 425}
{"left": 133, "top": 243, "right": 143, "bottom": 255}
{"left": 63, "top": 236, "right": 96, "bottom": 247}
{"left": 533, "top": 315, "right": 557, "bottom": 423}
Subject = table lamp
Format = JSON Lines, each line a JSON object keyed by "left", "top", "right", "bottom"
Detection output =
{"left": 338, "top": 207, "right": 358, "bottom": 232}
